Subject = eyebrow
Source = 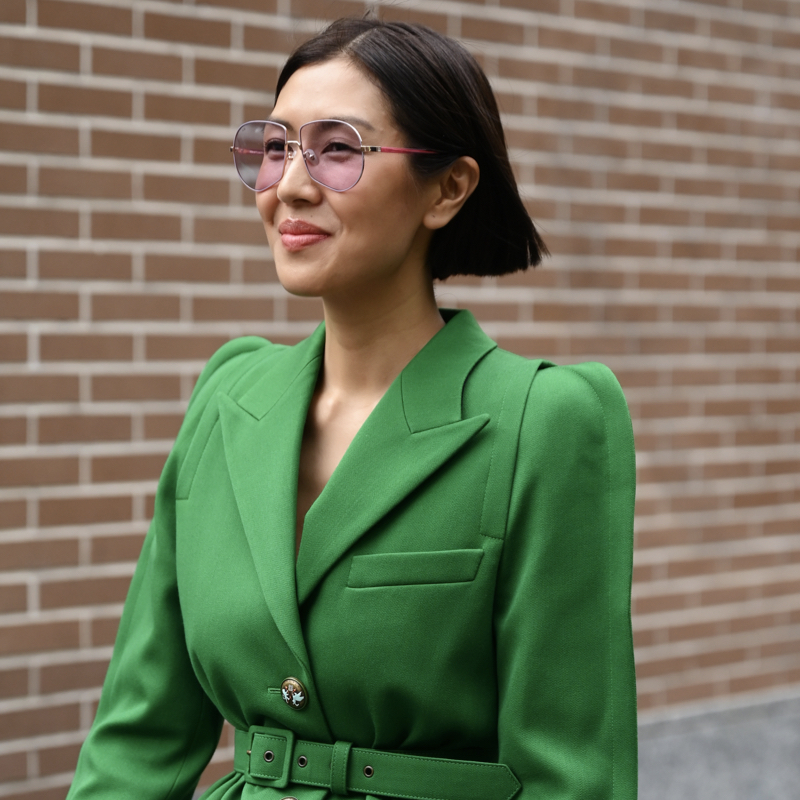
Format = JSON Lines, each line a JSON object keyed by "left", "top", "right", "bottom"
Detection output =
{"left": 266, "top": 115, "right": 377, "bottom": 133}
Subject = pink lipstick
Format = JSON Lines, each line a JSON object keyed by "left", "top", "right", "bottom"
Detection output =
{"left": 278, "top": 219, "right": 330, "bottom": 252}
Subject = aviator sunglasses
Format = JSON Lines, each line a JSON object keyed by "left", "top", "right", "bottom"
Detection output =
{"left": 231, "top": 119, "right": 440, "bottom": 193}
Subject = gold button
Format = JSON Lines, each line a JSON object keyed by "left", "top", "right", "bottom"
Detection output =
{"left": 280, "top": 677, "right": 308, "bottom": 710}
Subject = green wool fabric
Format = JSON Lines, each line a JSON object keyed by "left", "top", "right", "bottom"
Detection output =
{"left": 67, "top": 309, "right": 638, "bottom": 800}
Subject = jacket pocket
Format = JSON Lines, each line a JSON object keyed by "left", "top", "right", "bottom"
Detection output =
{"left": 347, "top": 549, "right": 483, "bottom": 588}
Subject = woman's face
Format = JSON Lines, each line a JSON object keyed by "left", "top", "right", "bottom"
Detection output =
{"left": 256, "top": 58, "right": 441, "bottom": 305}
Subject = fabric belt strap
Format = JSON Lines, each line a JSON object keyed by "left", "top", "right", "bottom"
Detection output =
{"left": 234, "top": 725, "right": 521, "bottom": 800}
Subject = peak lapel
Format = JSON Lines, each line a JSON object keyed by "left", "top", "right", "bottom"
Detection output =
{"left": 218, "top": 325, "right": 324, "bottom": 672}
{"left": 296, "top": 310, "right": 497, "bottom": 604}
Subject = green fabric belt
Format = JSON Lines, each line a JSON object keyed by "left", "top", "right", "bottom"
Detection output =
{"left": 233, "top": 725, "right": 520, "bottom": 800}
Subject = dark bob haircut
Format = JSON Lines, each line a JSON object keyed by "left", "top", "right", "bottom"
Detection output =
{"left": 275, "top": 17, "right": 548, "bottom": 281}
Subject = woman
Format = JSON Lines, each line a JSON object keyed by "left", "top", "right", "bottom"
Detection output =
{"left": 68, "top": 17, "right": 637, "bottom": 800}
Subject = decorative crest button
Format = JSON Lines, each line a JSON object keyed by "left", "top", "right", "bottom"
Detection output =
{"left": 280, "top": 677, "right": 307, "bottom": 710}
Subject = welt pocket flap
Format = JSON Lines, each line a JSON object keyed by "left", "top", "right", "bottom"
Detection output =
{"left": 347, "top": 549, "right": 484, "bottom": 588}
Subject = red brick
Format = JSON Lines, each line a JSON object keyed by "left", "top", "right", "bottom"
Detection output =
{"left": 0, "top": 539, "right": 78, "bottom": 570}
{"left": 39, "top": 83, "right": 131, "bottom": 118}
{"left": 375, "top": 5, "right": 449, "bottom": 34}
{"left": 0, "top": 290, "right": 78, "bottom": 320}
{"left": 0, "top": 163, "right": 26, "bottom": 192}
{"left": 145, "top": 93, "right": 229, "bottom": 125}
{"left": 92, "top": 211, "right": 181, "bottom": 241}
{"left": 195, "top": 136, "right": 233, "bottom": 165}
{"left": 605, "top": 238, "right": 658, "bottom": 257}
{"left": 91, "top": 453, "right": 166, "bottom": 483}
{"left": 0, "top": 584, "right": 26, "bottom": 613}
{"left": 538, "top": 96, "right": 597, "bottom": 121}
{"left": 606, "top": 172, "right": 660, "bottom": 192}
{"left": 0, "top": 375, "right": 79, "bottom": 403}
{"left": 39, "top": 413, "right": 131, "bottom": 444}
{"left": 2, "top": 782, "right": 74, "bottom": 800}
{"left": 143, "top": 174, "right": 229, "bottom": 205}
{"left": 244, "top": 24, "right": 309, "bottom": 53}
{"left": 709, "top": 85, "right": 757, "bottom": 105}
{"left": 0, "top": 334, "right": 26, "bottom": 361}
{"left": 288, "top": 0, "right": 365, "bottom": 18}
{"left": 40, "top": 167, "right": 132, "bottom": 199}
{"left": 710, "top": 19, "right": 762, "bottom": 44}
{"left": 708, "top": 148, "right": 758, "bottom": 169}
{"left": 92, "top": 130, "right": 181, "bottom": 162}
{"left": 145, "top": 255, "right": 230, "bottom": 283}
{"left": 645, "top": 10, "right": 696, "bottom": 33}
{"left": 539, "top": 26, "right": 597, "bottom": 53}
{"left": 194, "top": 217, "right": 266, "bottom": 246}
{"left": 92, "top": 374, "right": 182, "bottom": 402}
{"left": 91, "top": 616, "right": 120, "bottom": 646}
{"left": 193, "top": 296, "right": 273, "bottom": 321}
{"left": 38, "top": 0, "right": 132, "bottom": 35}
{"left": 608, "top": 106, "right": 664, "bottom": 128}
{"left": 0, "top": 703, "right": 80, "bottom": 741}
{"left": 0, "top": 621, "right": 80, "bottom": 656}
{"left": 498, "top": 58, "right": 560, "bottom": 83}
{"left": 609, "top": 38, "right": 664, "bottom": 63}
{"left": 41, "top": 575, "right": 131, "bottom": 609}
{"left": 0, "top": 456, "right": 78, "bottom": 488}
{"left": 0, "top": 208, "right": 79, "bottom": 238}
{"left": 39, "top": 742, "right": 84, "bottom": 777}
{"left": 0, "top": 0, "right": 26, "bottom": 23}
{"left": 535, "top": 165, "right": 594, "bottom": 189}
{"left": 144, "top": 11, "right": 229, "bottom": 45}
{"left": 144, "top": 413, "right": 183, "bottom": 440}
{"left": 195, "top": 58, "right": 278, "bottom": 91}
{"left": 93, "top": 47, "right": 182, "bottom": 82}
{"left": 92, "top": 293, "right": 180, "bottom": 321}
{"left": 40, "top": 334, "right": 133, "bottom": 361}
{"left": 0, "top": 249, "right": 26, "bottom": 278}
{"left": 0, "top": 34, "right": 79, "bottom": 71}
{"left": 462, "top": 17, "right": 524, "bottom": 44}
{"left": 574, "top": 0, "right": 629, "bottom": 23}
{"left": 39, "top": 495, "right": 132, "bottom": 527}
{"left": 0, "top": 416, "right": 26, "bottom": 444}
{"left": 39, "top": 251, "right": 132, "bottom": 281}
{"left": 678, "top": 48, "right": 730, "bottom": 71}
{"left": 672, "top": 241, "right": 722, "bottom": 260}
{"left": 91, "top": 533, "right": 145, "bottom": 564}
{"left": 146, "top": 334, "right": 229, "bottom": 361}
{"left": 0, "top": 668, "right": 27, "bottom": 700}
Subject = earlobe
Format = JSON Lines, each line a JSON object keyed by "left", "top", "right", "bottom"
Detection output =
{"left": 424, "top": 156, "right": 480, "bottom": 231}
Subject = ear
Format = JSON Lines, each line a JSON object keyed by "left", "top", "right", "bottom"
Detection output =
{"left": 423, "top": 156, "right": 480, "bottom": 231}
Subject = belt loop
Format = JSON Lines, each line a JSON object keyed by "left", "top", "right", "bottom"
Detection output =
{"left": 330, "top": 740, "right": 353, "bottom": 796}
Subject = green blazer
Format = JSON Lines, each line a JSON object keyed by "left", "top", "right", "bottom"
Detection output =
{"left": 68, "top": 309, "right": 637, "bottom": 800}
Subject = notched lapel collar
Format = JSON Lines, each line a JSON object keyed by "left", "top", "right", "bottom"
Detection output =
{"left": 296, "top": 310, "right": 496, "bottom": 604}
{"left": 218, "top": 327, "right": 324, "bottom": 672}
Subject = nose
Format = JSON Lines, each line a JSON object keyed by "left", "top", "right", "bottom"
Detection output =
{"left": 277, "top": 140, "right": 318, "bottom": 197}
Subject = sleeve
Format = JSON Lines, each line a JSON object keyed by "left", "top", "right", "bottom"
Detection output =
{"left": 67, "top": 337, "right": 270, "bottom": 800}
{"left": 493, "top": 362, "right": 638, "bottom": 800}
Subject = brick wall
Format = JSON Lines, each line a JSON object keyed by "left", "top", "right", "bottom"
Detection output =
{"left": 1, "top": 0, "right": 798, "bottom": 797}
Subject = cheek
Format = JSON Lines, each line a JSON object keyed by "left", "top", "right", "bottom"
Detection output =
{"left": 255, "top": 191, "right": 276, "bottom": 228}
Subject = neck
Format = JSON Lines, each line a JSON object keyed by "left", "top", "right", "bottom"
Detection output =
{"left": 318, "top": 282, "right": 444, "bottom": 403}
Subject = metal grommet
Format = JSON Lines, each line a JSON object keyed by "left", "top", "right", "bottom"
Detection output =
{"left": 297, "top": 755, "right": 308, "bottom": 768}
{"left": 263, "top": 750, "right": 274, "bottom": 762}
{"left": 363, "top": 765, "right": 374, "bottom": 778}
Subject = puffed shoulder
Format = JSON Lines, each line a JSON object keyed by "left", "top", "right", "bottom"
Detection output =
{"left": 523, "top": 362, "right": 632, "bottom": 442}
{"left": 185, "top": 336, "right": 279, "bottom": 414}
{"left": 517, "top": 361, "right": 636, "bottom": 494}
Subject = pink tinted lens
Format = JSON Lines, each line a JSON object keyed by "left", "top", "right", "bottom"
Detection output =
{"left": 300, "top": 120, "right": 364, "bottom": 191}
{"left": 232, "top": 121, "right": 286, "bottom": 191}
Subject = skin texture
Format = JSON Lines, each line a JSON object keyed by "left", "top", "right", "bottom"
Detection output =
{"left": 254, "top": 57, "right": 479, "bottom": 548}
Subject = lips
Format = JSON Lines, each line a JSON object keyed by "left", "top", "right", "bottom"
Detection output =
{"left": 278, "top": 219, "right": 330, "bottom": 252}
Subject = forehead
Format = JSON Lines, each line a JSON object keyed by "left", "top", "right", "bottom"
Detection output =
{"left": 271, "top": 58, "right": 392, "bottom": 134}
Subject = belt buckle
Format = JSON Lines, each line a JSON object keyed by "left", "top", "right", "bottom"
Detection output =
{"left": 246, "top": 725, "right": 296, "bottom": 789}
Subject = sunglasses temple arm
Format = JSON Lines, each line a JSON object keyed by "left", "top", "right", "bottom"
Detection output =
{"left": 362, "top": 146, "right": 439, "bottom": 154}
